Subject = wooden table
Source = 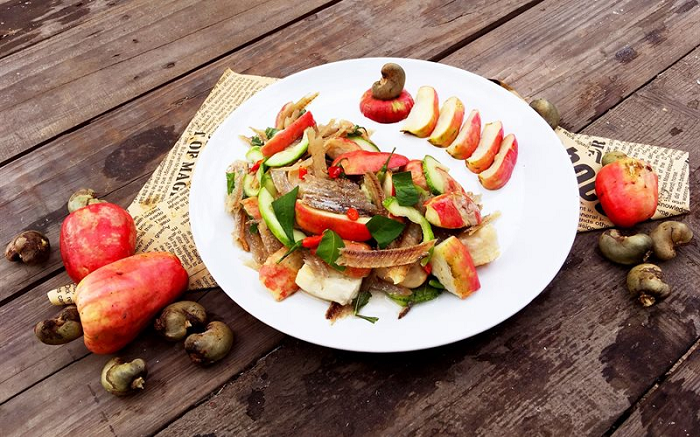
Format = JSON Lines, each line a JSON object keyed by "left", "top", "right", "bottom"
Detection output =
{"left": 2, "top": 1, "right": 699, "bottom": 435}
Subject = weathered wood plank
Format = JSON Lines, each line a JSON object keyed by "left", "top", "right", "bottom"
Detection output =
{"left": 612, "top": 340, "right": 700, "bottom": 436}
{"left": 0, "top": 288, "right": 284, "bottom": 437}
{"left": 0, "top": 0, "right": 332, "bottom": 163}
{"left": 156, "top": 44, "right": 700, "bottom": 437}
{"left": 0, "top": 0, "right": 540, "bottom": 305}
{"left": 0, "top": 0, "right": 126, "bottom": 59}
{"left": 442, "top": 0, "right": 700, "bottom": 132}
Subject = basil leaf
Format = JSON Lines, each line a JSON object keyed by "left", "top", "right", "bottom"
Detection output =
{"left": 251, "top": 136, "right": 264, "bottom": 147}
{"left": 316, "top": 229, "right": 345, "bottom": 271}
{"left": 352, "top": 290, "right": 379, "bottom": 324}
{"left": 265, "top": 127, "right": 279, "bottom": 139}
{"left": 411, "top": 283, "right": 442, "bottom": 304}
{"left": 226, "top": 172, "right": 236, "bottom": 195}
{"left": 386, "top": 292, "right": 411, "bottom": 307}
{"left": 356, "top": 314, "right": 379, "bottom": 324}
{"left": 276, "top": 240, "right": 302, "bottom": 264}
{"left": 392, "top": 171, "right": 419, "bottom": 206}
{"left": 271, "top": 186, "right": 298, "bottom": 244}
{"left": 249, "top": 222, "right": 259, "bottom": 234}
{"left": 366, "top": 215, "right": 405, "bottom": 249}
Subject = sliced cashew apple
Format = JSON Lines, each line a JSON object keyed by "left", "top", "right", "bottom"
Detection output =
{"left": 400, "top": 86, "right": 439, "bottom": 138}
{"left": 259, "top": 246, "right": 304, "bottom": 301}
{"left": 466, "top": 121, "right": 504, "bottom": 173}
{"left": 478, "top": 133, "right": 518, "bottom": 190}
{"left": 428, "top": 96, "right": 465, "bottom": 147}
{"left": 446, "top": 109, "right": 482, "bottom": 159}
{"left": 458, "top": 223, "right": 500, "bottom": 266}
{"left": 430, "top": 236, "right": 480, "bottom": 299}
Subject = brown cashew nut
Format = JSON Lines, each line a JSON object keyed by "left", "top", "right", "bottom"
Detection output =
{"left": 67, "top": 188, "right": 106, "bottom": 213}
{"left": 184, "top": 321, "right": 234, "bottom": 366}
{"left": 626, "top": 263, "right": 671, "bottom": 307}
{"left": 598, "top": 229, "right": 653, "bottom": 265}
{"left": 5, "top": 230, "right": 50, "bottom": 264}
{"left": 34, "top": 305, "right": 83, "bottom": 345}
{"left": 371, "top": 63, "right": 406, "bottom": 100}
{"left": 529, "top": 98, "right": 560, "bottom": 130}
{"left": 154, "top": 301, "right": 208, "bottom": 342}
{"left": 649, "top": 221, "right": 693, "bottom": 261}
{"left": 101, "top": 357, "right": 148, "bottom": 396}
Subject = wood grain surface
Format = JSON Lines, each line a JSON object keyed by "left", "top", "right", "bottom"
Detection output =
{"left": 2, "top": 0, "right": 699, "bottom": 435}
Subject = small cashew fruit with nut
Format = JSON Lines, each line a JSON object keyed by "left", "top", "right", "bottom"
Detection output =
{"left": 649, "top": 221, "right": 693, "bottom": 261}
{"left": 627, "top": 263, "right": 671, "bottom": 307}
{"left": 34, "top": 305, "right": 83, "bottom": 345}
{"left": 529, "top": 98, "right": 560, "bottom": 130}
{"left": 67, "top": 188, "right": 106, "bottom": 213}
{"left": 101, "top": 357, "right": 148, "bottom": 396}
{"left": 598, "top": 229, "right": 653, "bottom": 265}
{"left": 372, "top": 63, "right": 406, "bottom": 100}
{"left": 154, "top": 301, "right": 207, "bottom": 342}
{"left": 184, "top": 321, "right": 234, "bottom": 366}
{"left": 5, "top": 230, "right": 50, "bottom": 265}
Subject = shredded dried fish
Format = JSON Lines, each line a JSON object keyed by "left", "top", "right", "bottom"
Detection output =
{"left": 363, "top": 172, "right": 387, "bottom": 215}
{"left": 232, "top": 209, "right": 249, "bottom": 252}
{"left": 244, "top": 222, "right": 266, "bottom": 265}
{"left": 362, "top": 274, "right": 411, "bottom": 296}
{"left": 307, "top": 127, "right": 328, "bottom": 178}
{"left": 337, "top": 240, "right": 435, "bottom": 268}
{"left": 258, "top": 220, "right": 283, "bottom": 254}
{"left": 299, "top": 175, "right": 377, "bottom": 215}
{"left": 224, "top": 161, "right": 247, "bottom": 215}
{"left": 270, "top": 169, "right": 294, "bottom": 195}
{"left": 375, "top": 223, "right": 422, "bottom": 283}
{"left": 303, "top": 252, "right": 330, "bottom": 278}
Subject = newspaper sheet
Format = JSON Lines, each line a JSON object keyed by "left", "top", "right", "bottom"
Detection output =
{"left": 47, "top": 69, "right": 691, "bottom": 304}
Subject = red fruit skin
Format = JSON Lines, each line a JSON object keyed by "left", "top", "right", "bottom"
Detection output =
{"left": 295, "top": 203, "right": 372, "bottom": 241}
{"left": 60, "top": 203, "right": 137, "bottom": 283}
{"left": 360, "top": 89, "right": 414, "bottom": 123}
{"left": 595, "top": 158, "right": 659, "bottom": 227}
{"left": 261, "top": 110, "right": 316, "bottom": 157}
{"left": 331, "top": 150, "right": 409, "bottom": 175}
{"left": 75, "top": 252, "right": 189, "bottom": 354}
{"left": 404, "top": 159, "right": 429, "bottom": 190}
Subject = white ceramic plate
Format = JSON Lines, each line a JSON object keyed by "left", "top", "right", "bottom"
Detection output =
{"left": 190, "top": 58, "right": 579, "bottom": 352}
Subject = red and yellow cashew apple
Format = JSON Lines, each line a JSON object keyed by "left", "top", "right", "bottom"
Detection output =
{"left": 403, "top": 159, "right": 429, "bottom": 191}
{"left": 424, "top": 192, "right": 482, "bottom": 229}
{"left": 60, "top": 202, "right": 137, "bottom": 283}
{"left": 595, "top": 154, "right": 658, "bottom": 227}
{"left": 428, "top": 96, "right": 465, "bottom": 147}
{"left": 430, "top": 236, "right": 480, "bottom": 299}
{"left": 259, "top": 246, "right": 304, "bottom": 301}
{"left": 75, "top": 252, "right": 189, "bottom": 354}
{"left": 360, "top": 63, "right": 414, "bottom": 123}
{"left": 331, "top": 150, "right": 409, "bottom": 175}
{"left": 478, "top": 133, "right": 518, "bottom": 190}
{"left": 401, "top": 86, "right": 439, "bottom": 137}
{"left": 466, "top": 121, "right": 504, "bottom": 174}
{"left": 295, "top": 202, "right": 372, "bottom": 241}
{"left": 446, "top": 109, "right": 481, "bottom": 159}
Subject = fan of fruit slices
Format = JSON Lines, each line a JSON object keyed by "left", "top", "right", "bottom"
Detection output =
{"left": 225, "top": 93, "right": 504, "bottom": 322}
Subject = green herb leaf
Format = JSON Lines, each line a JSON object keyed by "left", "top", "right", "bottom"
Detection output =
{"left": 265, "top": 127, "right": 279, "bottom": 139}
{"left": 276, "top": 240, "right": 302, "bottom": 264}
{"left": 316, "top": 229, "right": 345, "bottom": 271}
{"left": 226, "top": 172, "right": 236, "bottom": 195}
{"left": 251, "top": 136, "right": 264, "bottom": 147}
{"left": 428, "top": 278, "right": 444, "bottom": 289}
{"left": 271, "top": 186, "right": 299, "bottom": 246}
{"left": 352, "top": 290, "right": 378, "bottom": 323}
{"left": 356, "top": 314, "right": 379, "bottom": 324}
{"left": 411, "top": 282, "right": 442, "bottom": 304}
{"left": 376, "top": 147, "right": 396, "bottom": 183}
{"left": 348, "top": 124, "right": 367, "bottom": 137}
{"left": 299, "top": 109, "right": 307, "bottom": 116}
{"left": 366, "top": 215, "right": 405, "bottom": 249}
{"left": 392, "top": 171, "right": 419, "bottom": 206}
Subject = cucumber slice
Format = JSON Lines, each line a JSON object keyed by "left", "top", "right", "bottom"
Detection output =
{"left": 383, "top": 197, "right": 434, "bottom": 242}
{"left": 348, "top": 135, "right": 380, "bottom": 152}
{"left": 265, "top": 130, "right": 310, "bottom": 167}
{"left": 422, "top": 155, "right": 450, "bottom": 194}
{"left": 246, "top": 146, "right": 264, "bottom": 163}
{"left": 243, "top": 166, "right": 263, "bottom": 197}
{"left": 260, "top": 170, "right": 278, "bottom": 197}
{"left": 258, "top": 188, "right": 293, "bottom": 247}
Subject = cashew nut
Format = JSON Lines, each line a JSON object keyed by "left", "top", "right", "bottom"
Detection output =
{"left": 101, "top": 357, "right": 148, "bottom": 396}
{"left": 626, "top": 263, "right": 671, "bottom": 307}
{"left": 371, "top": 63, "right": 406, "bottom": 100}
{"left": 601, "top": 151, "right": 628, "bottom": 167}
{"left": 67, "top": 188, "right": 106, "bottom": 213}
{"left": 34, "top": 305, "right": 83, "bottom": 345}
{"left": 154, "top": 301, "right": 208, "bottom": 342}
{"left": 5, "top": 230, "right": 50, "bottom": 264}
{"left": 649, "top": 221, "right": 693, "bottom": 261}
{"left": 529, "top": 98, "right": 560, "bottom": 130}
{"left": 184, "top": 321, "right": 234, "bottom": 366}
{"left": 598, "top": 229, "right": 652, "bottom": 265}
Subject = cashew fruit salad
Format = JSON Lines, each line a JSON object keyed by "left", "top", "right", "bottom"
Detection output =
{"left": 225, "top": 93, "right": 501, "bottom": 322}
